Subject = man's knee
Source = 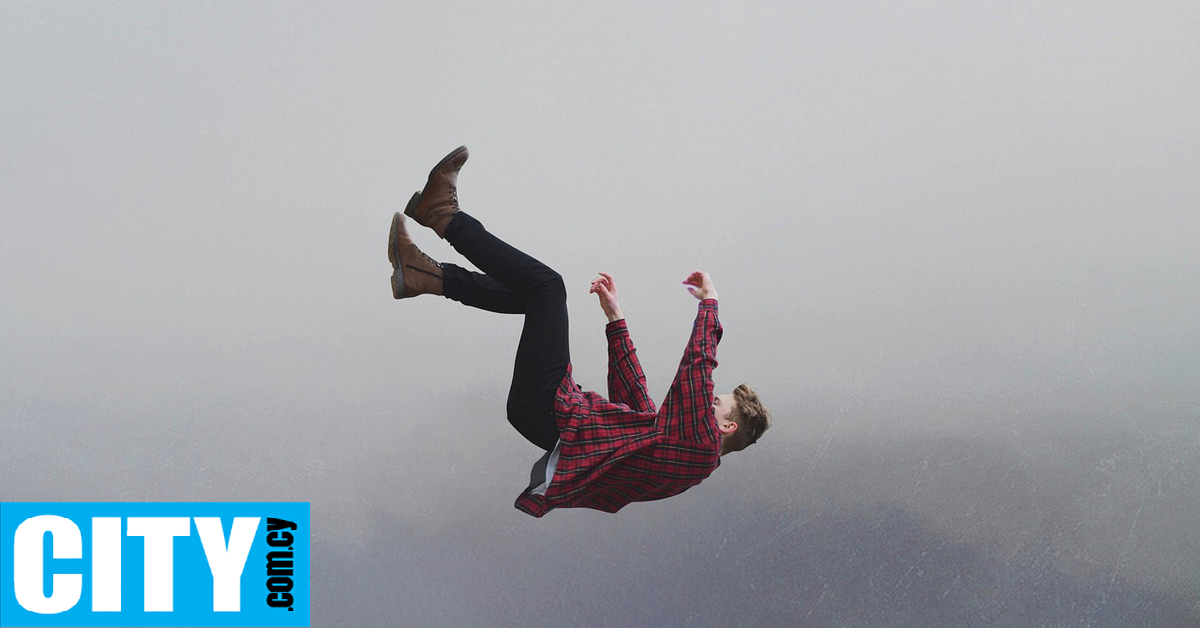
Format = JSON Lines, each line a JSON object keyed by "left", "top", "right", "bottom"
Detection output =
{"left": 505, "top": 397, "right": 526, "bottom": 428}
{"left": 528, "top": 270, "right": 566, "bottom": 303}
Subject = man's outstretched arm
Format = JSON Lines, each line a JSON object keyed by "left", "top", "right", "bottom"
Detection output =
{"left": 659, "top": 271, "right": 722, "bottom": 443}
{"left": 591, "top": 273, "right": 656, "bottom": 413}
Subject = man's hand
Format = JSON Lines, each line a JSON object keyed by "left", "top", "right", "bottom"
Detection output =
{"left": 589, "top": 272, "right": 624, "bottom": 323}
{"left": 682, "top": 270, "right": 718, "bottom": 301}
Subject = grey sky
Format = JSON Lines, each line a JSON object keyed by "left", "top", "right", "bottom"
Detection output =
{"left": 2, "top": 2, "right": 1197, "bottom": 626}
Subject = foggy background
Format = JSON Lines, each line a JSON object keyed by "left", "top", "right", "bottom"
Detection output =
{"left": 2, "top": 2, "right": 1197, "bottom": 626}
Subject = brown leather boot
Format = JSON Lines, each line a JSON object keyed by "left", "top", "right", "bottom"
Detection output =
{"left": 389, "top": 199, "right": 443, "bottom": 299}
{"left": 405, "top": 145, "right": 468, "bottom": 238}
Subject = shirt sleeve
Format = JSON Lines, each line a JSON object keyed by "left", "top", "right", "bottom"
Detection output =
{"left": 605, "top": 319, "right": 657, "bottom": 414}
{"left": 657, "top": 299, "right": 722, "bottom": 442}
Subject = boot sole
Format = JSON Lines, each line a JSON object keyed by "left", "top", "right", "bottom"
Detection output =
{"left": 389, "top": 192, "right": 422, "bottom": 269}
{"left": 390, "top": 210, "right": 404, "bottom": 298}
{"left": 405, "top": 145, "right": 468, "bottom": 221}
{"left": 391, "top": 267, "right": 405, "bottom": 299}
{"left": 388, "top": 212, "right": 400, "bottom": 269}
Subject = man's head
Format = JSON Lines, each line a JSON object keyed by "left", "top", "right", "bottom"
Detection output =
{"left": 713, "top": 383, "right": 771, "bottom": 456}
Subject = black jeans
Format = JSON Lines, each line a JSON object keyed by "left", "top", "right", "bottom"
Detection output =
{"left": 441, "top": 212, "right": 567, "bottom": 451}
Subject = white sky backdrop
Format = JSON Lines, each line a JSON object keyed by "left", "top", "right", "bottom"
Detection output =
{"left": 2, "top": 2, "right": 1197, "bottom": 626}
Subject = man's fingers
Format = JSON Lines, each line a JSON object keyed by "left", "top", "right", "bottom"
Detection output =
{"left": 601, "top": 274, "right": 614, "bottom": 289}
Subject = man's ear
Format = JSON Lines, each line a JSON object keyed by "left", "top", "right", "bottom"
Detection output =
{"left": 719, "top": 421, "right": 738, "bottom": 435}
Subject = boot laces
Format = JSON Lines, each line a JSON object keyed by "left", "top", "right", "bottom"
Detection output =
{"left": 415, "top": 246, "right": 442, "bottom": 270}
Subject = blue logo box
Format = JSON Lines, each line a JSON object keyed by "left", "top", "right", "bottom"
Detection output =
{"left": 0, "top": 502, "right": 309, "bottom": 627}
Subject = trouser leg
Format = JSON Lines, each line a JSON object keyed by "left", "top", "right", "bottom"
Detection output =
{"left": 439, "top": 264, "right": 524, "bottom": 314}
{"left": 440, "top": 212, "right": 568, "bottom": 451}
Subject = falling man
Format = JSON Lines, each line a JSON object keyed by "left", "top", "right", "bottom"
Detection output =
{"left": 387, "top": 146, "right": 771, "bottom": 517}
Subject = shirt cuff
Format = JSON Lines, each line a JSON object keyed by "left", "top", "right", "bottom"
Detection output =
{"left": 605, "top": 318, "right": 630, "bottom": 338}
{"left": 699, "top": 298, "right": 718, "bottom": 310}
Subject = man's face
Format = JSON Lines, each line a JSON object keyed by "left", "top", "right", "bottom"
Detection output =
{"left": 713, "top": 393, "right": 737, "bottom": 435}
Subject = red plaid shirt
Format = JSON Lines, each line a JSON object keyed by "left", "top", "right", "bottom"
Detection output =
{"left": 514, "top": 299, "right": 722, "bottom": 517}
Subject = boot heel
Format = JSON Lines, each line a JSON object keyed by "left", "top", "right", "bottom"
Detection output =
{"left": 403, "top": 191, "right": 422, "bottom": 219}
